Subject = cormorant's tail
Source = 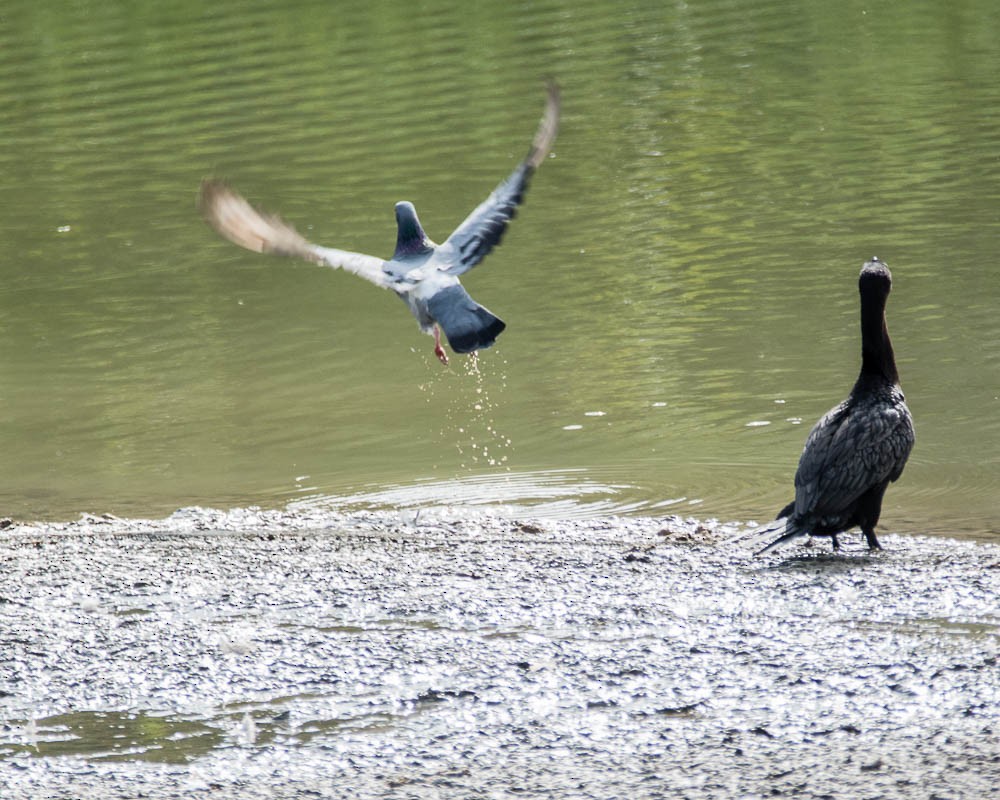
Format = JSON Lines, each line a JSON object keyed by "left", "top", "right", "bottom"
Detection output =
{"left": 731, "top": 516, "right": 808, "bottom": 556}
{"left": 427, "top": 285, "right": 506, "bottom": 354}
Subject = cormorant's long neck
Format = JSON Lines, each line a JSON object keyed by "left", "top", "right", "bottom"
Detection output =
{"left": 859, "top": 291, "right": 898, "bottom": 384}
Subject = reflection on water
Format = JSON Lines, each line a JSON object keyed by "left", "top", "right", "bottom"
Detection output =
{"left": 289, "top": 469, "right": 664, "bottom": 519}
{"left": 0, "top": 0, "right": 997, "bottom": 541}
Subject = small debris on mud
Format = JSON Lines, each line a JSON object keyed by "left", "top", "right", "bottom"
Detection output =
{"left": 515, "top": 522, "right": 545, "bottom": 534}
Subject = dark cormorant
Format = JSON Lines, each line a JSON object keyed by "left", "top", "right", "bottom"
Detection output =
{"left": 750, "top": 257, "right": 915, "bottom": 555}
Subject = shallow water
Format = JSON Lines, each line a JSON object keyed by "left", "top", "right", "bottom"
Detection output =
{"left": 0, "top": 0, "right": 997, "bottom": 540}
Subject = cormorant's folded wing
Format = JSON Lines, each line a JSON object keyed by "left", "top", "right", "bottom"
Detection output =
{"left": 794, "top": 400, "right": 912, "bottom": 519}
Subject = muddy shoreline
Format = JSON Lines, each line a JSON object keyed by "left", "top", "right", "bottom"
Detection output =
{"left": 1, "top": 508, "right": 998, "bottom": 798}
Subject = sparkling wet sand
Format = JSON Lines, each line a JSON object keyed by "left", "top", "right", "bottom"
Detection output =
{"left": 1, "top": 508, "right": 997, "bottom": 799}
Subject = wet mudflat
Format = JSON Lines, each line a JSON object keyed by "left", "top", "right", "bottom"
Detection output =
{"left": 1, "top": 509, "right": 998, "bottom": 799}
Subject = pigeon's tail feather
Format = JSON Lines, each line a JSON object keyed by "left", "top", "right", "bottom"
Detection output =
{"left": 427, "top": 285, "right": 506, "bottom": 354}
{"left": 446, "top": 307, "right": 506, "bottom": 353}
{"left": 731, "top": 514, "right": 808, "bottom": 556}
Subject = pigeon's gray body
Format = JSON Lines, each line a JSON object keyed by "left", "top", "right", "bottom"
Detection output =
{"left": 743, "top": 258, "right": 915, "bottom": 555}
{"left": 199, "top": 83, "right": 560, "bottom": 362}
{"left": 380, "top": 200, "right": 507, "bottom": 354}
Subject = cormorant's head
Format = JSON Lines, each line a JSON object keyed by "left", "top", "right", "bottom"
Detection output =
{"left": 393, "top": 201, "right": 434, "bottom": 259}
{"left": 859, "top": 256, "right": 892, "bottom": 297}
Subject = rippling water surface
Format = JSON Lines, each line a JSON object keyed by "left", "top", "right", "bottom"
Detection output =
{"left": 0, "top": 0, "right": 998, "bottom": 539}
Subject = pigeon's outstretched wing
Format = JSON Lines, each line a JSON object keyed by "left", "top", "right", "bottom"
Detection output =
{"left": 198, "top": 180, "right": 391, "bottom": 289}
{"left": 441, "top": 81, "right": 560, "bottom": 276}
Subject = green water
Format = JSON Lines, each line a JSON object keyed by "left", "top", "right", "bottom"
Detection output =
{"left": 0, "top": 0, "right": 997, "bottom": 538}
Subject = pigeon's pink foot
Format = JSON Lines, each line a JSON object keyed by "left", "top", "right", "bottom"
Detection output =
{"left": 433, "top": 326, "right": 449, "bottom": 365}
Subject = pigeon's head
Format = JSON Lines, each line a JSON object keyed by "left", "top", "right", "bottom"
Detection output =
{"left": 394, "top": 202, "right": 434, "bottom": 259}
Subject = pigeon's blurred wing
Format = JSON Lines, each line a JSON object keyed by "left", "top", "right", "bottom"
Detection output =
{"left": 199, "top": 180, "right": 391, "bottom": 289}
{"left": 441, "top": 81, "right": 560, "bottom": 276}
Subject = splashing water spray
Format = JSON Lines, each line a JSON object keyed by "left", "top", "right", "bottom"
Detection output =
{"left": 420, "top": 352, "right": 513, "bottom": 471}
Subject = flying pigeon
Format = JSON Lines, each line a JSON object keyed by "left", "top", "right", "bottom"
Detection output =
{"left": 198, "top": 82, "right": 560, "bottom": 364}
